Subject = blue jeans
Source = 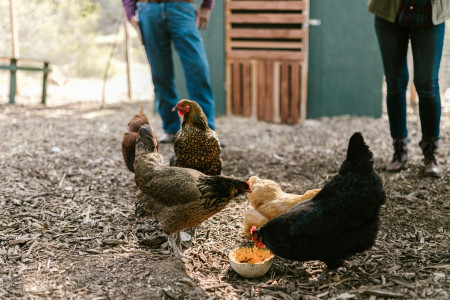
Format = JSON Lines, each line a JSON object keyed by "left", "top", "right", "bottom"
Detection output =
{"left": 374, "top": 16, "right": 444, "bottom": 139}
{"left": 138, "top": 2, "right": 215, "bottom": 132}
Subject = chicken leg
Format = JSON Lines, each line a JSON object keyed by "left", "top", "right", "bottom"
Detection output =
{"left": 167, "top": 233, "right": 193, "bottom": 261}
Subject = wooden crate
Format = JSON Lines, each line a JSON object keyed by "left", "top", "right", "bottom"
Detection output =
{"left": 225, "top": 0, "right": 309, "bottom": 124}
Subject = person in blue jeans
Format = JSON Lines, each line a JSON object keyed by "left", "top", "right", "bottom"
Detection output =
{"left": 122, "top": 0, "right": 216, "bottom": 143}
{"left": 368, "top": 0, "right": 450, "bottom": 177}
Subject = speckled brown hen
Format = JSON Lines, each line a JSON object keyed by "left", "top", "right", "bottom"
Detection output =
{"left": 134, "top": 124, "right": 251, "bottom": 259}
{"left": 121, "top": 105, "right": 149, "bottom": 173}
{"left": 170, "top": 99, "right": 222, "bottom": 175}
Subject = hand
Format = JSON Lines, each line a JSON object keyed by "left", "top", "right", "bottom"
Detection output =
{"left": 196, "top": 7, "right": 211, "bottom": 30}
{"left": 130, "top": 15, "right": 144, "bottom": 45}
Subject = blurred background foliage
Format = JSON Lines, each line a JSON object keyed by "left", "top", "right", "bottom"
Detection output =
{"left": 0, "top": 0, "right": 147, "bottom": 78}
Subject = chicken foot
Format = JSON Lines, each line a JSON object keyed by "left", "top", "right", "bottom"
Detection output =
{"left": 167, "top": 233, "right": 193, "bottom": 261}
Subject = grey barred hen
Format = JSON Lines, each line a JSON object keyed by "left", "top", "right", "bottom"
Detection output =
{"left": 134, "top": 124, "right": 251, "bottom": 259}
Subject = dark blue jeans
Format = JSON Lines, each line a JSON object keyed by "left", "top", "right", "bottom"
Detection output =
{"left": 374, "top": 16, "right": 445, "bottom": 139}
{"left": 138, "top": 2, "right": 215, "bottom": 132}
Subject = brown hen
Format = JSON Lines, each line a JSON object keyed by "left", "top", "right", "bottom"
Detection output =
{"left": 170, "top": 99, "right": 222, "bottom": 175}
{"left": 134, "top": 124, "right": 251, "bottom": 259}
{"left": 121, "top": 105, "right": 149, "bottom": 173}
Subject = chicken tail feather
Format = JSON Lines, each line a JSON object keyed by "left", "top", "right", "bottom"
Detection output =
{"left": 136, "top": 124, "right": 159, "bottom": 154}
{"left": 341, "top": 132, "right": 373, "bottom": 174}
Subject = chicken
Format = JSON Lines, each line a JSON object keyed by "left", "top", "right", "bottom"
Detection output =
{"left": 121, "top": 105, "right": 149, "bottom": 173}
{"left": 242, "top": 176, "right": 320, "bottom": 238}
{"left": 134, "top": 124, "right": 251, "bottom": 259}
{"left": 170, "top": 99, "right": 222, "bottom": 175}
{"left": 251, "top": 132, "right": 386, "bottom": 276}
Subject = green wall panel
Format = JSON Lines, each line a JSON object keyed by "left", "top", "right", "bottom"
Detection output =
{"left": 307, "top": 0, "right": 384, "bottom": 118}
{"left": 173, "top": 0, "right": 225, "bottom": 116}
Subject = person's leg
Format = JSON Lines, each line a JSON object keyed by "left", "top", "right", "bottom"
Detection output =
{"left": 165, "top": 2, "right": 215, "bottom": 130}
{"left": 374, "top": 16, "right": 410, "bottom": 139}
{"left": 410, "top": 23, "right": 445, "bottom": 139}
{"left": 410, "top": 22, "right": 445, "bottom": 177}
{"left": 374, "top": 16, "right": 411, "bottom": 171}
{"left": 138, "top": 2, "right": 181, "bottom": 134}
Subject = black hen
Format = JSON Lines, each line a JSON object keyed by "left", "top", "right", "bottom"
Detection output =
{"left": 251, "top": 132, "right": 385, "bottom": 270}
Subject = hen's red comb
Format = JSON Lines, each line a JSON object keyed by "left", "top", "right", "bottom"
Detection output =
{"left": 250, "top": 226, "right": 257, "bottom": 235}
{"left": 247, "top": 181, "right": 251, "bottom": 189}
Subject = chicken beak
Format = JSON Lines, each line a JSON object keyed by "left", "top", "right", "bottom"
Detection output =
{"left": 171, "top": 105, "right": 178, "bottom": 111}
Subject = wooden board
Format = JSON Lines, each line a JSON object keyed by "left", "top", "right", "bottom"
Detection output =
{"left": 228, "top": 14, "right": 306, "bottom": 24}
{"left": 228, "top": 50, "right": 304, "bottom": 61}
{"left": 242, "top": 62, "right": 251, "bottom": 117}
{"left": 290, "top": 63, "right": 300, "bottom": 123}
{"left": 232, "top": 62, "right": 241, "bottom": 115}
{"left": 272, "top": 62, "right": 281, "bottom": 123}
{"left": 231, "top": 41, "right": 303, "bottom": 49}
{"left": 228, "top": 1, "right": 306, "bottom": 11}
{"left": 280, "top": 62, "right": 290, "bottom": 123}
{"left": 227, "top": 29, "right": 305, "bottom": 39}
{"left": 257, "top": 60, "right": 266, "bottom": 121}
{"left": 265, "top": 61, "right": 274, "bottom": 122}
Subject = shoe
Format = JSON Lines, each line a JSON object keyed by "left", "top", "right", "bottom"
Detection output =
{"left": 387, "top": 137, "right": 410, "bottom": 172}
{"left": 419, "top": 138, "right": 442, "bottom": 178}
{"left": 159, "top": 133, "right": 176, "bottom": 143}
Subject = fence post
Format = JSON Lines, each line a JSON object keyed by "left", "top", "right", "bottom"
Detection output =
{"left": 42, "top": 62, "right": 50, "bottom": 104}
{"left": 9, "top": 58, "right": 17, "bottom": 104}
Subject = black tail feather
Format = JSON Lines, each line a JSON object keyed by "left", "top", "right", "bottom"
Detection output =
{"left": 340, "top": 132, "right": 374, "bottom": 174}
{"left": 346, "top": 132, "right": 373, "bottom": 162}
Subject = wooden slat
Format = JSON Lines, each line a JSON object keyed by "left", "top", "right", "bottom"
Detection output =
{"left": 257, "top": 60, "right": 266, "bottom": 120}
{"left": 242, "top": 62, "right": 251, "bottom": 117}
{"left": 265, "top": 61, "right": 274, "bottom": 122}
{"left": 280, "top": 62, "right": 290, "bottom": 123}
{"left": 251, "top": 61, "right": 258, "bottom": 119}
{"left": 231, "top": 41, "right": 303, "bottom": 49}
{"left": 290, "top": 62, "right": 300, "bottom": 123}
{"left": 299, "top": 0, "right": 310, "bottom": 122}
{"left": 228, "top": 50, "right": 304, "bottom": 61}
{"left": 232, "top": 62, "right": 241, "bottom": 115}
{"left": 272, "top": 62, "right": 281, "bottom": 123}
{"left": 300, "top": 62, "right": 307, "bottom": 121}
{"left": 228, "top": 14, "right": 306, "bottom": 24}
{"left": 228, "top": 1, "right": 306, "bottom": 11}
{"left": 226, "top": 61, "right": 232, "bottom": 115}
{"left": 228, "top": 28, "right": 305, "bottom": 39}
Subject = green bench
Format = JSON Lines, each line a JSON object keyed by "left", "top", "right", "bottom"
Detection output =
{"left": 0, "top": 57, "right": 51, "bottom": 104}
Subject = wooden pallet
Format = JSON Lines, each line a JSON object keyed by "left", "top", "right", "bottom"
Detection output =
{"left": 225, "top": 0, "right": 309, "bottom": 124}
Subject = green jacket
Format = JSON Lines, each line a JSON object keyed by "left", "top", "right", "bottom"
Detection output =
{"left": 367, "top": 0, "right": 450, "bottom": 25}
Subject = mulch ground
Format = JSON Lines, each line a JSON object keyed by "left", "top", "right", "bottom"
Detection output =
{"left": 0, "top": 100, "right": 448, "bottom": 299}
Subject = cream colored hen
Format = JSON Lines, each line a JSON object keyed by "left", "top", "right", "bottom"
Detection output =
{"left": 243, "top": 176, "right": 320, "bottom": 239}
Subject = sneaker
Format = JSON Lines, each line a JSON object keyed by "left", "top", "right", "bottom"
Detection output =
{"left": 159, "top": 132, "right": 176, "bottom": 143}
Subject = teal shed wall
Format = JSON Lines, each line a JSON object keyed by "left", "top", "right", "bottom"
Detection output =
{"left": 307, "top": 0, "right": 384, "bottom": 118}
{"left": 173, "top": 0, "right": 383, "bottom": 118}
{"left": 173, "top": 0, "right": 226, "bottom": 116}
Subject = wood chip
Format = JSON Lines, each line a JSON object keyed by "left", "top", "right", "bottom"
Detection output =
{"left": 363, "top": 289, "right": 403, "bottom": 298}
